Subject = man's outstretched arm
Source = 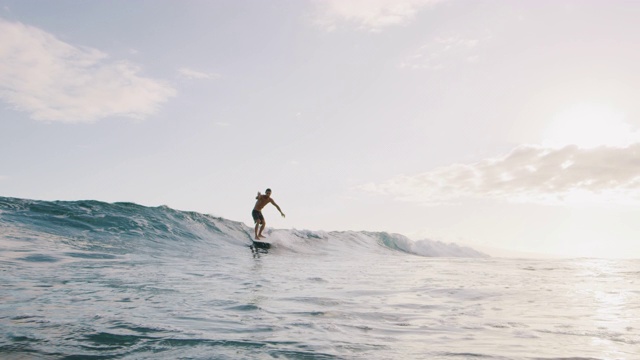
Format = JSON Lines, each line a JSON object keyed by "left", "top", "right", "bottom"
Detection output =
{"left": 271, "top": 200, "right": 285, "bottom": 218}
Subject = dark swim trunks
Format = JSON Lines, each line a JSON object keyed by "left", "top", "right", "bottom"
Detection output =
{"left": 252, "top": 209, "right": 264, "bottom": 223}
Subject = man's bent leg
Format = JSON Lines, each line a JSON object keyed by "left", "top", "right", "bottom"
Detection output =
{"left": 258, "top": 221, "right": 266, "bottom": 238}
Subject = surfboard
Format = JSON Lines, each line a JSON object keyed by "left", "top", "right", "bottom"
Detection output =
{"left": 251, "top": 241, "right": 271, "bottom": 250}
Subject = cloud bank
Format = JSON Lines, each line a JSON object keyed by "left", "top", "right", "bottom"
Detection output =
{"left": 314, "top": 0, "right": 441, "bottom": 31}
{"left": 0, "top": 18, "right": 176, "bottom": 123}
{"left": 360, "top": 144, "right": 640, "bottom": 205}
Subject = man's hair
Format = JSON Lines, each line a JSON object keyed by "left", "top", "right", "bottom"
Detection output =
{"left": 266, "top": 188, "right": 272, "bottom": 193}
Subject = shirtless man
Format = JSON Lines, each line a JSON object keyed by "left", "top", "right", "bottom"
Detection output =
{"left": 252, "top": 188, "right": 285, "bottom": 240}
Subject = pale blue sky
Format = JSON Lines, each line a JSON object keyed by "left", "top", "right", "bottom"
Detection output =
{"left": 2, "top": 1, "right": 640, "bottom": 258}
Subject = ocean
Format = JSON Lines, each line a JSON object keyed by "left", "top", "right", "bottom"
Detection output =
{"left": 1, "top": 196, "right": 638, "bottom": 359}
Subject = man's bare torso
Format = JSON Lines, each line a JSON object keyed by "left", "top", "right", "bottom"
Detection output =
{"left": 254, "top": 195, "right": 272, "bottom": 211}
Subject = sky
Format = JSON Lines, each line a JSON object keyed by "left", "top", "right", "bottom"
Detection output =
{"left": 1, "top": 0, "right": 640, "bottom": 258}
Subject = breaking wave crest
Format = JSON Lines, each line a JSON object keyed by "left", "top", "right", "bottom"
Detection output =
{"left": 0, "top": 197, "right": 487, "bottom": 258}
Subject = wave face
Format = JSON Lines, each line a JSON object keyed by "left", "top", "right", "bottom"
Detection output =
{"left": 0, "top": 196, "right": 487, "bottom": 258}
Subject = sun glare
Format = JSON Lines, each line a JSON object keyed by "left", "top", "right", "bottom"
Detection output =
{"left": 543, "top": 103, "right": 636, "bottom": 148}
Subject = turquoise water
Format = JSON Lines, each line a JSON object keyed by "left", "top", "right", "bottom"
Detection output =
{"left": 1, "top": 197, "right": 638, "bottom": 359}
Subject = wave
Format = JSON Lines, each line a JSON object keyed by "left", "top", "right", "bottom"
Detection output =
{"left": 0, "top": 196, "right": 487, "bottom": 258}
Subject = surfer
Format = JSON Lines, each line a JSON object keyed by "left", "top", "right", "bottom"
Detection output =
{"left": 252, "top": 188, "right": 285, "bottom": 240}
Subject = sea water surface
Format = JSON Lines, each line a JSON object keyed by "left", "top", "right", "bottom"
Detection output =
{"left": 1, "top": 197, "right": 639, "bottom": 359}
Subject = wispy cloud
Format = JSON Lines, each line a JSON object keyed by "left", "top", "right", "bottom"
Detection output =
{"left": 314, "top": 0, "right": 442, "bottom": 32}
{"left": 178, "top": 67, "right": 220, "bottom": 80}
{"left": 401, "top": 35, "right": 486, "bottom": 70}
{"left": 360, "top": 144, "right": 640, "bottom": 205}
{"left": 0, "top": 18, "right": 176, "bottom": 123}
